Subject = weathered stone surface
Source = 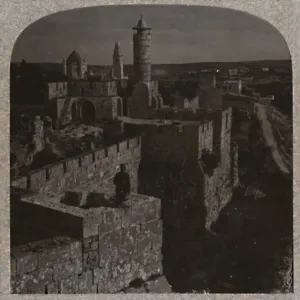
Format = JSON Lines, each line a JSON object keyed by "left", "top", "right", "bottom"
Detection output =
{"left": 23, "top": 267, "right": 53, "bottom": 293}
{"left": 53, "top": 257, "right": 82, "bottom": 281}
{"left": 12, "top": 249, "right": 38, "bottom": 276}
{"left": 59, "top": 275, "right": 79, "bottom": 294}
{"left": 78, "top": 270, "right": 93, "bottom": 293}
{"left": 46, "top": 282, "right": 59, "bottom": 294}
{"left": 145, "top": 276, "right": 172, "bottom": 293}
{"left": 69, "top": 241, "right": 82, "bottom": 260}
{"left": 37, "top": 244, "right": 70, "bottom": 269}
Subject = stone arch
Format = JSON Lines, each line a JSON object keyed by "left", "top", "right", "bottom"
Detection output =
{"left": 81, "top": 101, "right": 96, "bottom": 125}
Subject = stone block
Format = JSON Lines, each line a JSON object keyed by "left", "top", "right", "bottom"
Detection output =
{"left": 78, "top": 270, "right": 93, "bottom": 293}
{"left": 93, "top": 265, "right": 112, "bottom": 286}
{"left": 144, "top": 219, "right": 163, "bottom": 235}
{"left": 94, "top": 149, "right": 106, "bottom": 161}
{"left": 11, "top": 176, "right": 27, "bottom": 189}
{"left": 23, "top": 267, "right": 53, "bottom": 293}
{"left": 59, "top": 274, "right": 79, "bottom": 294}
{"left": 46, "top": 282, "right": 59, "bottom": 294}
{"left": 37, "top": 244, "right": 70, "bottom": 269}
{"left": 119, "top": 140, "right": 128, "bottom": 152}
{"left": 145, "top": 276, "right": 172, "bottom": 293}
{"left": 121, "top": 206, "right": 132, "bottom": 228}
{"left": 12, "top": 249, "right": 38, "bottom": 276}
{"left": 47, "top": 163, "right": 64, "bottom": 180}
{"left": 83, "top": 236, "right": 98, "bottom": 252}
{"left": 107, "top": 145, "right": 118, "bottom": 157}
{"left": 11, "top": 277, "right": 27, "bottom": 294}
{"left": 64, "top": 157, "right": 80, "bottom": 173}
{"left": 69, "top": 241, "right": 82, "bottom": 260}
{"left": 28, "top": 169, "right": 47, "bottom": 191}
{"left": 112, "top": 209, "right": 123, "bottom": 231}
{"left": 81, "top": 153, "right": 94, "bottom": 166}
{"left": 136, "top": 236, "right": 152, "bottom": 254}
{"left": 83, "top": 219, "right": 99, "bottom": 238}
{"left": 53, "top": 257, "right": 82, "bottom": 281}
{"left": 83, "top": 250, "right": 99, "bottom": 270}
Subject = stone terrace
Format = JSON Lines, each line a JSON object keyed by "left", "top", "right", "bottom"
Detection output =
{"left": 11, "top": 188, "right": 171, "bottom": 294}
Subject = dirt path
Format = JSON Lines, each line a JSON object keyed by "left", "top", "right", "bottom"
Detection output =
{"left": 254, "top": 104, "right": 290, "bottom": 175}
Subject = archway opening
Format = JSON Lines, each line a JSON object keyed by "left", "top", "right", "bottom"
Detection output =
{"left": 81, "top": 101, "right": 96, "bottom": 125}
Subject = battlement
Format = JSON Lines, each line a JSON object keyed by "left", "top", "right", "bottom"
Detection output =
{"left": 11, "top": 136, "right": 141, "bottom": 194}
{"left": 11, "top": 189, "right": 165, "bottom": 293}
{"left": 121, "top": 118, "right": 214, "bottom": 163}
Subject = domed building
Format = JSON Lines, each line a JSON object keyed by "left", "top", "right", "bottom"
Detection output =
{"left": 63, "top": 50, "right": 88, "bottom": 79}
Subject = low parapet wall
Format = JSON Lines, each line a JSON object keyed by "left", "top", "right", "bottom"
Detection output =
{"left": 11, "top": 136, "right": 141, "bottom": 195}
{"left": 11, "top": 190, "right": 170, "bottom": 294}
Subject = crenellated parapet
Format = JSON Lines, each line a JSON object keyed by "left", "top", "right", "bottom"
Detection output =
{"left": 11, "top": 136, "right": 141, "bottom": 195}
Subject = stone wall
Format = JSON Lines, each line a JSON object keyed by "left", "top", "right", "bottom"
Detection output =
{"left": 68, "top": 80, "right": 118, "bottom": 97}
{"left": 11, "top": 191, "right": 171, "bottom": 294}
{"left": 124, "top": 122, "right": 213, "bottom": 164}
{"left": 44, "top": 82, "right": 68, "bottom": 101}
{"left": 11, "top": 136, "right": 141, "bottom": 196}
{"left": 91, "top": 96, "right": 122, "bottom": 121}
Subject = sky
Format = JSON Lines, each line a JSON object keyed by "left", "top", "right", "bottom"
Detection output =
{"left": 11, "top": 5, "right": 291, "bottom": 65}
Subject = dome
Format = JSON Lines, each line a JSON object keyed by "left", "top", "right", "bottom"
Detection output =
{"left": 133, "top": 15, "right": 150, "bottom": 29}
{"left": 66, "top": 50, "right": 81, "bottom": 63}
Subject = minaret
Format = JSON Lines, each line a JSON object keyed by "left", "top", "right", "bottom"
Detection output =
{"left": 112, "top": 41, "right": 124, "bottom": 79}
{"left": 133, "top": 15, "right": 151, "bottom": 84}
{"left": 62, "top": 58, "right": 66, "bottom": 76}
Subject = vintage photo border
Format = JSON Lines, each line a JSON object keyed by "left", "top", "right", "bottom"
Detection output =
{"left": 0, "top": 0, "right": 298, "bottom": 299}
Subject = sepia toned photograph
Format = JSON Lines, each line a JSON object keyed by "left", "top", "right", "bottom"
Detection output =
{"left": 10, "top": 4, "right": 293, "bottom": 294}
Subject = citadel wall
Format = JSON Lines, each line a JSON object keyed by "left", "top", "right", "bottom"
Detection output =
{"left": 11, "top": 190, "right": 170, "bottom": 294}
{"left": 68, "top": 80, "right": 118, "bottom": 97}
{"left": 123, "top": 121, "right": 213, "bottom": 163}
{"left": 44, "top": 82, "right": 68, "bottom": 101}
{"left": 11, "top": 136, "right": 141, "bottom": 196}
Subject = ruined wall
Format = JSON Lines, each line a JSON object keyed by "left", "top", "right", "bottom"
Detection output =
{"left": 68, "top": 81, "right": 118, "bottom": 97}
{"left": 198, "top": 121, "right": 214, "bottom": 158}
{"left": 91, "top": 96, "right": 122, "bottom": 121}
{"left": 44, "top": 82, "right": 68, "bottom": 101}
{"left": 11, "top": 192, "right": 171, "bottom": 294}
{"left": 11, "top": 137, "right": 141, "bottom": 196}
{"left": 203, "top": 107, "right": 234, "bottom": 227}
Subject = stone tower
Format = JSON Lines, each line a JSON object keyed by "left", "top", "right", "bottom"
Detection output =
{"left": 112, "top": 42, "right": 124, "bottom": 79}
{"left": 133, "top": 15, "right": 151, "bottom": 84}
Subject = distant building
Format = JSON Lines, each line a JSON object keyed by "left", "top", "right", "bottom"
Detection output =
{"left": 64, "top": 50, "right": 88, "bottom": 79}
{"left": 222, "top": 79, "right": 242, "bottom": 95}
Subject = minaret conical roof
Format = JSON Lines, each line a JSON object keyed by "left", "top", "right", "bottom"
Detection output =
{"left": 133, "top": 14, "right": 151, "bottom": 30}
{"left": 113, "top": 41, "right": 122, "bottom": 56}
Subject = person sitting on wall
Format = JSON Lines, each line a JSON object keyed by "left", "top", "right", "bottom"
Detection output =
{"left": 113, "top": 164, "right": 131, "bottom": 206}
